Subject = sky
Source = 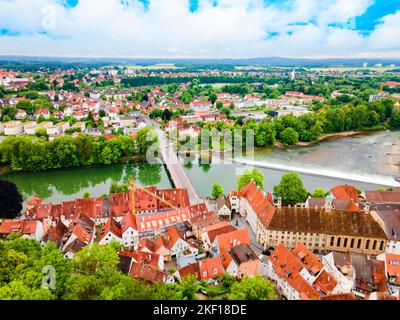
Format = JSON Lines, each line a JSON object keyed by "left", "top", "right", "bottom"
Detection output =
{"left": 0, "top": 0, "right": 400, "bottom": 59}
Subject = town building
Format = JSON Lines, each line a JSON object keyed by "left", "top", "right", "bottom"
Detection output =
{"left": 216, "top": 196, "right": 232, "bottom": 220}
{"left": 369, "top": 203, "right": 400, "bottom": 254}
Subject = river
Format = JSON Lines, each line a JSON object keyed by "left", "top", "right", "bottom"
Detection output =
{"left": 183, "top": 130, "right": 400, "bottom": 197}
{"left": 2, "top": 130, "right": 399, "bottom": 204}
{"left": 2, "top": 163, "right": 172, "bottom": 205}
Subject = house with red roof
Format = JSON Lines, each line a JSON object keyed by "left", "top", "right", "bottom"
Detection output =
{"left": 266, "top": 243, "right": 342, "bottom": 300}
{"left": 61, "top": 213, "right": 95, "bottom": 258}
{"left": 220, "top": 243, "right": 261, "bottom": 278}
{"left": 199, "top": 257, "right": 225, "bottom": 282}
{"left": 154, "top": 236, "right": 171, "bottom": 259}
{"left": 174, "top": 257, "right": 225, "bottom": 283}
{"left": 120, "top": 213, "right": 139, "bottom": 249}
{"left": 34, "top": 108, "right": 50, "bottom": 120}
{"left": 237, "top": 181, "right": 275, "bottom": 235}
{"left": 15, "top": 109, "right": 27, "bottom": 120}
{"left": 330, "top": 185, "right": 360, "bottom": 203}
{"left": 42, "top": 220, "right": 68, "bottom": 247}
{"left": 165, "top": 226, "right": 198, "bottom": 259}
{"left": 0, "top": 220, "right": 44, "bottom": 242}
{"left": 267, "top": 244, "right": 320, "bottom": 300}
{"left": 202, "top": 222, "right": 237, "bottom": 250}
{"left": 117, "top": 249, "right": 164, "bottom": 272}
{"left": 130, "top": 262, "right": 174, "bottom": 284}
{"left": 138, "top": 236, "right": 171, "bottom": 261}
{"left": 211, "top": 228, "right": 250, "bottom": 257}
{"left": 188, "top": 210, "right": 219, "bottom": 240}
{"left": 377, "top": 252, "right": 400, "bottom": 298}
{"left": 98, "top": 217, "right": 123, "bottom": 246}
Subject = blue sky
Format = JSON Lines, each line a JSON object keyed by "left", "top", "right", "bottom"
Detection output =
{"left": 0, "top": 0, "right": 400, "bottom": 58}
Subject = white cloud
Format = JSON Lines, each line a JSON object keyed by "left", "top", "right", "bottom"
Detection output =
{"left": 0, "top": 0, "right": 398, "bottom": 58}
{"left": 368, "top": 11, "right": 400, "bottom": 50}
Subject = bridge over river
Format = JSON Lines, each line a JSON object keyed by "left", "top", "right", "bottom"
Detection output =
{"left": 143, "top": 117, "right": 203, "bottom": 205}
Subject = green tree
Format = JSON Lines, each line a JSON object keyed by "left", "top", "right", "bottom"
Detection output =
{"left": 35, "top": 127, "right": 48, "bottom": 139}
{"left": 273, "top": 172, "right": 308, "bottom": 204}
{"left": 110, "top": 182, "right": 129, "bottom": 194}
{"left": 212, "top": 182, "right": 224, "bottom": 199}
{"left": 209, "top": 92, "right": 217, "bottom": 104}
{"left": 390, "top": 108, "right": 400, "bottom": 128}
{"left": 312, "top": 188, "right": 327, "bottom": 198}
{"left": 136, "top": 127, "right": 159, "bottom": 155}
{"left": 16, "top": 100, "right": 35, "bottom": 114}
{"left": 174, "top": 275, "right": 198, "bottom": 300}
{"left": 0, "top": 180, "right": 23, "bottom": 219}
{"left": 237, "top": 169, "right": 264, "bottom": 191}
{"left": 280, "top": 127, "right": 299, "bottom": 145}
{"left": 83, "top": 192, "right": 91, "bottom": 199}
{"left": 228, "top": 276, "right": 277, "bottom": 300}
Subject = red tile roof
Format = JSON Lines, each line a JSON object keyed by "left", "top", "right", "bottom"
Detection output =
{"left": 165, "top": 226, "right": 185, "bottom": 248}
{"left": 207, "top": 224, "right": 237, "bottom": 244}
{"left": 292, "top": 243, "right": 324, "bottom": 275}
{"left": 313, "top": 270, "right": 338, "bottom": 295}
{"left": 0, "top": 220, "right": 39, "bottom": 236}
{"left": 240, "top": 181, "right": 275, "bottom": 228}
{"left": 331, "top": 185, "right": 359, "bottom": 202}
{"left": 139, "top": 238, "right": 155, "bottom": 252}
{"left": 320, "top": 293, "right": 358, "bottom": 300}
{"left": 27, "top": 196, "right": 43, "bottom": 206}
{"left": 178, "top": 262, "right": 201, "bottom": 281}
{"left": 130, "top": 262, "right": 170, "bottom": 283}
{"left": 98, "top": 217, "right": 122, "bottom": 242}
{"left": 365, "top": 190, "right": 400, "bottom": 203}
{"left": 120, "top": 213, "right": 137, "bottom": 233}
{"left": 270, "top": 244, "right": 320, "bottom": 300}
{"left": 131, "top": 251, "right": 161, "bottom": 269}
{"left": 199, "top": 258, "right": 225, "bottom": 280}
{"left": 214, "top": 228, "right": 250, "bottom": 252}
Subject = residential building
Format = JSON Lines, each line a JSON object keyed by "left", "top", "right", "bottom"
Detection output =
{"left": 211, "top": 228, "right": 250, "bottom": 257}
{"left": 0, "top": 220, "right": 44, "bottom": 242}
{"left": 175, "top": 258, "right": 225, "bottom": 283}
{"left": 216, "top": 196, "right": 232, "bottom": 220}
{"left": 98, "top": 217, "right": 123, "bottom": 246}
{"left": 220, "top": 243, "right": 261, "bottom": 278}
{"left": 202, "top": 222, "right": 237, "bottom": 250}
{"left": 369, "top": 203, "right": 400, "bottom": 254}
{"left": 377, "top": 253, "right": 400, "bottom": 297}
{"left": 130, "top": 262, "right": 174, "bottom": 284}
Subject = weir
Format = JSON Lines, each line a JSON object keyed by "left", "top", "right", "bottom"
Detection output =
{"left": 231, "top": 158, "right": 400, "bottom": 188}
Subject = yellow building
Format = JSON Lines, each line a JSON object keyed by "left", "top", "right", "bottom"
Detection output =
{"left": 257, "top": 206, "right": 387, "bottom": 255}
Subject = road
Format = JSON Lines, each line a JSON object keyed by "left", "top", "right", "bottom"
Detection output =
{"left": 143, "top": 117, "right": 204, "bottom": 205}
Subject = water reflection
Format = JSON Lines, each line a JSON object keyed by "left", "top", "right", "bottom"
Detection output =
{"left": 2, "top": 163, "right": 171, "bottom": 204}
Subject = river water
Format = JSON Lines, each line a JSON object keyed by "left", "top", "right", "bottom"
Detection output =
{"left": 2, "top": 163, "right": 172, "bottom": 205}
{"left": 2, "top": 130, "right": 399, "bottom": 203}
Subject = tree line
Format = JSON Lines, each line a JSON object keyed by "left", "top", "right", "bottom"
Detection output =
{"left": 199, "top": 97, "right": 396, "bottom": 147}
{"left": 121, "top": 75, "right": 264, "bottom": 88}
{"left": 0, "top": 128, "right": 158, "bottom": 172}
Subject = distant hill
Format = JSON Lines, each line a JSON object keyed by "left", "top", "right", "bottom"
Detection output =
{"left": 0, "top": 55, "right": 399, "bottom": 68}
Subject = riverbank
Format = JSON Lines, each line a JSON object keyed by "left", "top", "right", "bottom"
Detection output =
{"left": 296, "top": 131, "right": 364, "bottom": 147}
{"left": 0, "top": 154, "right": 148, "bottom": 176}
